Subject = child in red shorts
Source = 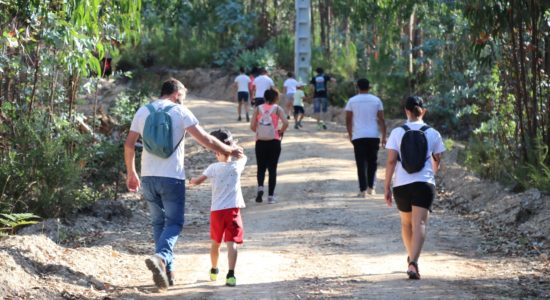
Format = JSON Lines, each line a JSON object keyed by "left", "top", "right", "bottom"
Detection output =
{"left": 189, "top": 128, "right": 246, "bottom": 287}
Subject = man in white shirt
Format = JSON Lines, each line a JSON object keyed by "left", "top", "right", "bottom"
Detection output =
{"left": 345, "top": 78, "right": 387, "bottom": 197}
{"left": 251, "top": 68, "right": 275, "bottom": 107}
{"left": 124, "top": 78, "right": 243, "bottom": 289}
{"left": 233, "top": 67, "right": 251, "bottom": 122}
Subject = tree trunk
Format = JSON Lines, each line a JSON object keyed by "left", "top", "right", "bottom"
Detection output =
{"left": 408, "top": 6, "right": 416, "bottom": 93}
{"left": 29, "top": 44, "right": 41, "bottom": 116}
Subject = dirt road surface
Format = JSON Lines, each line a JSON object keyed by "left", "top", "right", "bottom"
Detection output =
{"left": 1, "top": 96, "right": 546, "bottom": 299}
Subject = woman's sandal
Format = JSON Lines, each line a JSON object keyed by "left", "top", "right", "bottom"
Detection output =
{"left": 407, "top": 261, "right": 421, "bottom": 280}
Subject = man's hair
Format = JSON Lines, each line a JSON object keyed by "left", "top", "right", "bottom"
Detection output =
{"left": 260, "top": 68, "right": 268, "bottom": 74}
{"left": 210, "top": 128, "right": 233, "bottom": 146}
{"left": 160, "top": 78, "right": 184, "bottom": 97}
{"left": 287, "top": 72, "right": 293, "bottom": 78}
{"left": 264, "top": 89, "right": 278, "bottom": 103}
{"left": 239, "top": 66, "right": 245, "bottom": 73}
{"left": 316, "top": 67, "right": 324, "bottom": 74}
{"left": 357, "top": 78, "right": 370, "bottom": 91}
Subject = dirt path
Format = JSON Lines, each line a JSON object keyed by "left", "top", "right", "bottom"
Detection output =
{"left": 111, "top": 96, "right": 523, "bottom": 299}
{"left": 2, "top": 95, "right": 547, "bottom": 299}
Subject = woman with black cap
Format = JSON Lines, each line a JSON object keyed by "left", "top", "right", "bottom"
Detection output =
{"left": 384, "top": 96, "right": 446, "bottom": 280}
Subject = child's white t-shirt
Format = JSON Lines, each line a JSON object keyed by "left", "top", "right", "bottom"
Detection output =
{"left": 203, "top": 156, "right": 247, "bottom": 211}
{"left": 293, "top": 90, "right": 305, "bottom": 106}
{"left": 386, "top": 121, "right": 446, "bottom": 187}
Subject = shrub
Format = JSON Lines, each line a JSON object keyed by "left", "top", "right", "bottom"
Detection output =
{"left": 0, "top": 111, "right": 97, "bottom": 217}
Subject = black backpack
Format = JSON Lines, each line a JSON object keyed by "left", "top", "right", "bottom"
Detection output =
{"left": 398, "top": 124, "right": 430, "bottom": 173}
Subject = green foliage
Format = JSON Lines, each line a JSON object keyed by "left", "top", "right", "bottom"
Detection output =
{"left": 233, "top": 47, "right": 277, "bottom": 72}
{"left": 0, "top": 213, "right": 40, "bottom": 234}
{"left": 0, "top": 112, "right": 98, "bottom": 217}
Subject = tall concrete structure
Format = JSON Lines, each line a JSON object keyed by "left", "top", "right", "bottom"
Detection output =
{"left": 295, "top": 0, "right": 311, "bottom": 84}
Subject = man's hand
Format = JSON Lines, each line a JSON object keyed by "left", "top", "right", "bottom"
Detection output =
{"left": 230, "top": 144, "right": 244, "bottom": 158}
{"left": 381, "top": 137, "right": 387, "bottom": 148}
{"left": 127, "top": 171, "right": 141, "bottom": 192}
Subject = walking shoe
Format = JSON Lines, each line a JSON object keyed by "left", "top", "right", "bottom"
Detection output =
{"left": 145, "top": 255, "right": 169, "bottom": 289}
{"left": 321, "top": 122, "right": 327, "bottom": 130}
{"left": 317, "top": 123, "right": 323, "bottom": 130}
{"left": 226, "top": 276, "right": 237, "bottom": 287}
{"left": 366, "top": 188, "right": 376, "bottom": 195}
{"left": 298, "top": 121, "right": 303, "bottom": 128}
{"left": 255, "top": 190, "right": 264, "bottom": 203}
{"left": 267, "top": 196, "right": 276, "bottom": 204}
{"left": 210, "top": 268, "right": 219, "bottom": 281}
{"left": 166, "top": 271, "right": 175, "bottom": 286}
{"left": 237, "top": 116, "right": 242, "bottom": 121}
{"left": 246, "top": 114, "right": 250, "bottom": 122}
{"left": 357, "top": 191, "right": 367, "bottom": 198}
{"left": 294, "top": 123, "right": 299, "bottom": 130}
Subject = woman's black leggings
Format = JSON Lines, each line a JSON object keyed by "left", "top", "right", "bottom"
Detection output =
{"left": 255, "top": 140, "right": 281, "bottom": 196}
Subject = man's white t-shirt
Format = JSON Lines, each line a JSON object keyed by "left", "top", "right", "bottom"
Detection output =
{"left": 344, "top": 93, "right": 384, "bottom": 140}
{"left": 253, "top": 75, "right": 275, "bottom": 98}
{"left": 129, "top": 99, "right": 199, "bottom": 180}
{"left": 203, "top": 156, "right": 247, "bottom": 211}
{"left": 234, "top": 74, "right": 251, "bottom": 92}
{"left": 386, "top": 120, "right": 446, "bottom": 187}
{"left": 283, "top": 78, "right": 299, "bottom": 95}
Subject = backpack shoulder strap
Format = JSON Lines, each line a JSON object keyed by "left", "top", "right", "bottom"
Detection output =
{"left": 401, "top": 124, "right": 411, "bottom": 131}
{"left": 146, "top": 104, "right": 156, "bottom": 114}
{"left": 420, "top": 125, "right": 430, "bottom": 132}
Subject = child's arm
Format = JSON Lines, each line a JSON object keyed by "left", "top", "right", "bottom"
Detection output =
{"left": 189, "top": 175, "right": 207, "bottom": 186}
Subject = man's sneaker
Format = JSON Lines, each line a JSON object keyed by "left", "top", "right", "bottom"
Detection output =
{"left": 255, "top": 190, "right": 264, "bottom": 203}
{"left": 294, "top": 123, "right": 299, "bottom": 130}
{"left": 210, "top": 268, "right": 219, "bottom": 281}
{"left": 226, "top": 276, "right": 237, "bottom": 287}
{"left": 246, "top": 114, "right": 250, "bottom": 122}
{"left": 166, "top": 271, "right": 175, "bottom": 286}
{"left": 366, "top": 188, "right": 376, "bottom": 195}
{"left": 237, "top": 116, "right": 242, "bottom": 121}
{"left": 145, "top": 255, "right": 169, "bottom": 289}
{"left": 267, "top": 196, "right": 276, "bottom": 204}
{"left": 357, "top": 191, "right": 367, "bottom": 198}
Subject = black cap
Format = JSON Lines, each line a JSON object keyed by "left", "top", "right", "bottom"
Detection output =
{"left": 405, "top": 96, "right": 424, "bottom": 110}
{"left": 210, "top": 128, "right": 233, "bottom": 146}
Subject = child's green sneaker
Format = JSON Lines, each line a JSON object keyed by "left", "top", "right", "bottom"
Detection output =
{"left": 226, "top": 276, "right": 237, "bottom": 287}
{"left": 209, "top": 268, "right": 219, "bottom": 281}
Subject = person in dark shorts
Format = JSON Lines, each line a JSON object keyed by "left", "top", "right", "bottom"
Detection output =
{"left": 233, "top": 67, "right": 251, "bottom": 121}
{"left": 384, "top": 96, "right": 445, "bottom": 280}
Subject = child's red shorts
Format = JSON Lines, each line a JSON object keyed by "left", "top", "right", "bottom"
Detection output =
{"left": 210, "top": 208, "right": 244, "bottom": 244}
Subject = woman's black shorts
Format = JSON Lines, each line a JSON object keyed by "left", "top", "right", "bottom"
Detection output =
{"left": 393, "top": 182, "right": 436, "bottom": 212}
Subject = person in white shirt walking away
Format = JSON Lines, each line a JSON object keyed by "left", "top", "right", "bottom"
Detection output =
{"left": 384, "top": 96, "right": 446, "bottom": 280}
{"left": 345, "top": 78, "right": 386, "bottom": 198}
{"left": 233, "top": 67, "right": 251, "bottom": 122}
{"left": 283, "top": 72, "right": 299, "bottom": 119}
{"left": 251, "top": 68, "right": 276, "bottom": 107}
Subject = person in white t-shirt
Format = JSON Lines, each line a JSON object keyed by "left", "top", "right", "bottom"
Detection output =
{"left": 189, "top": 128, "right": 246, "bottom": 287}
{"left": 251, "top": 68, "right": 275, "bottom": 107}
{"left": 233, "top": 67, "right": 251, "bottom": 122}
{"left": 345, "top": 78, "right": 387, "bottom": 198}
{"left": 384, "top": 96, "right": 445, "bottom": 280}
{"left": 283, "top": 72, "right": 299, "bottom": 119}
{"left": 124, "top": 78, "right": 243, "bottom": 289}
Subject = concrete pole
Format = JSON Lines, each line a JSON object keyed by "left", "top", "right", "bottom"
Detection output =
{"left": 295, "top": 0, "right": 311, "bottom": 84}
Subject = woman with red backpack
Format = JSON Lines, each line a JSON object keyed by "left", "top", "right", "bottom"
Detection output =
{"left": 384, "top": 96, "right": 446, "bottom": 280}
{"left": 250, "top": 89, "right": 289, "bottom": 204}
